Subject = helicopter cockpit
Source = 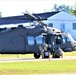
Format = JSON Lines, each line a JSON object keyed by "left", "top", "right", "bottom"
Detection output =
{"left": 66, "top": 33, "right": 75, "bottom": 42}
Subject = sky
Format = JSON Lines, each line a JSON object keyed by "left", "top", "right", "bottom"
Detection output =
{"left": 0, "top": 0, "right": 75, "bottom": 17}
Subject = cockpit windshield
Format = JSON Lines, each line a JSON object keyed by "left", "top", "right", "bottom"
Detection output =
{"left": 66, "top": 33, "right": 75, "bottom": 42}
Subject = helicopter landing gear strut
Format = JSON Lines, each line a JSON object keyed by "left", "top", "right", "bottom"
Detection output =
{"left": 34, "top": 53, "right": 40, "bottom": 59}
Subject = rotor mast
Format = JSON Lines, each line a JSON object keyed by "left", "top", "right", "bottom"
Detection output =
{"left": 25, "top": 11, "right": 47, "bottom": 27}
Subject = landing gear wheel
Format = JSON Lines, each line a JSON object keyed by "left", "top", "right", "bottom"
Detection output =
{"left": 34, "top": 53, "right": 40, "bottom": 59}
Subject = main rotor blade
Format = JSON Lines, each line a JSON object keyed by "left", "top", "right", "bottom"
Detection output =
{"left": 25, "top": 11, "right": 47, "bottom": 27}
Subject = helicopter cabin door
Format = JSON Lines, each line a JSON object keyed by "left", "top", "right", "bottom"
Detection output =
{"left": 26, "top": 35, "right": 43, "bottom": 53}
{"left": 54, "top": 34, "right": 67, "bottom": 50}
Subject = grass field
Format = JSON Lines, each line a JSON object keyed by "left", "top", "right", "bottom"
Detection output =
{"left": 0, "top": 51, "right": 76, "bottom": 59}
{"left": 0, "top": 60, "right": 76, "bottom": 75}
{"left": 0, "top": 51, "right": 76, "bottom": 75}
{"left": 0, "top": 54, "right": 33, "bottom": 59}
{"left": 64, "top": 51, "right": 76, "bottom": 56}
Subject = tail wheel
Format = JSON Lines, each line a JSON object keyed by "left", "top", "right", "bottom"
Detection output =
{"left": 34, "top": 53, "right": 40, "bottom": 59}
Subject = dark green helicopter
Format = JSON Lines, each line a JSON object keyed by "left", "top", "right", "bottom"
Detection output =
{"left": 0, "top": 12, "right": 75, "bottom": 58}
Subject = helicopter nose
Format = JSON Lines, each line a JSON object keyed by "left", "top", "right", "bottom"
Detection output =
{"left": 73, "top": 41, "right": 76, "bottom": 50}
{"left": 73, "top": 46, "right": 76, "bottom": 50}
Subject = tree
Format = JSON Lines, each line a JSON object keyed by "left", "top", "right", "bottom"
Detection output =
{"left": 52, "top": 4, "right": 71, "bottom": 13}
{"left": 70, "top": 2, "right": 76, "bottom": 16}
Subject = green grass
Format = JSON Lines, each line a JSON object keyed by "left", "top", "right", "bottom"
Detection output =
{"left": 0, "top": 60, "right": 76, "bottom": 75}
{"left": 0, "top": 54, "right": 33, "bottom": 59}
{"left": 0, "top": 52, "right": 76, "bottom": 75}
{"left": 64, "top": 51, "right": 76, "bottom": 56}
{"left": 0, "top": 51, "right": 76, "bottom": 59}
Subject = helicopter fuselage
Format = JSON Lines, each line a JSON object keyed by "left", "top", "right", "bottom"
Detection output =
{"left": 0, "top": 25, "right": 76, "bottom": 58}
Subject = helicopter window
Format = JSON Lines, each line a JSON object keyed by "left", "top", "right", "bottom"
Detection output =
{"left": 66, "top": 33, "right": 75, "bottom": 42}
{"left": 28, "top": 36, "right": 34, "bottom": 45}
{"left": 36, "top": 35, "right": 43, "bottom": 44}
{"left": 62, "top": 35, "right": 66, "bottom": 44}
{"left": 55, "top": 35, "right": 61, "bottom": 44}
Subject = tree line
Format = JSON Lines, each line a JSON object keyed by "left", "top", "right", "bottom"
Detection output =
{"left": 51, "top": 3, "right": 76, "bottom": 16}
{"left": 0, "top": 2, "right": 76, "bottom": 17}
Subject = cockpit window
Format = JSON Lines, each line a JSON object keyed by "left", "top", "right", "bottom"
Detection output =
{"left": 28, "top": 36, "right": 34, "bottom": 45}
{"left": 55, "top": 35, "right": 61, "bottom": 44}
{"left": 66, "top": 33, "right": 75, "bottom": 42}
{"left": 36, "top": 35, "right": 43, "bottom": 44}
{"left": 62, "top": 35, "right": 66, "bottom": 44}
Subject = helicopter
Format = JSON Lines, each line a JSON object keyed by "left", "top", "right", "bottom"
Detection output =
{"left": 0, "top": 12, "right": 75, "bottom": 58}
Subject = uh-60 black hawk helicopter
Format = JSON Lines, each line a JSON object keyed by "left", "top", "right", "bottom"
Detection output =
{"left": 0, "top": 12, "right": 76, "bottom": 59}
